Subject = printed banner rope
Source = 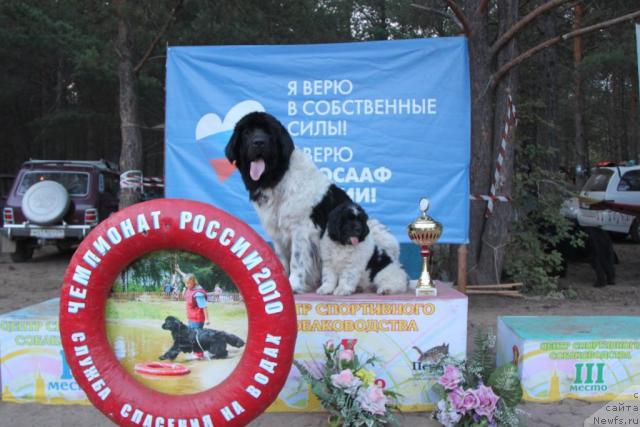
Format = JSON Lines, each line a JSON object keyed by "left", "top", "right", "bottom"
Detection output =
{"left": 486, "top": 93, "right": 517, "bottom": 216}
{"left": 59, "top": 199, "right": 297, "bottom": 426}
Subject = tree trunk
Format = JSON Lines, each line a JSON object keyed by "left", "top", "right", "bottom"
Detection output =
{"left": 630, "top": 69, "right": 639, "bottom": 162}
{"left": 116, "top": 1, "right": 143, "bottom": 209}
{"left": 472, "top": 0, "right": 520, "bottom": 285}
{"left": 86, "top": 119, "right": 97, "bottom": 160}
{"left": 463, "top": 0, "right": 493, "bottom": 284}
{"left": 573, "top": 3, "right": 587, "bottom": 188}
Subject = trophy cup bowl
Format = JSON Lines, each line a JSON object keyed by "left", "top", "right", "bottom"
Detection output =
{"left": 407, "top": 198, "right": 442, "bottom": 297}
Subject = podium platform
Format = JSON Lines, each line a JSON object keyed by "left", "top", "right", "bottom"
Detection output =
{"left": 1, "top": 284, "right": 468, "bottom": 411}
{"left": 497, "top": 316, "right": 640, "bottom": 402}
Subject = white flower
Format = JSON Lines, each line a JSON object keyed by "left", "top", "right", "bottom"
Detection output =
{"left": 435, "top": 399, "right": 462, "bottom": 427}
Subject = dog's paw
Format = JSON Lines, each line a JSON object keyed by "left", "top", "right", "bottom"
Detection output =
{"left": 333, "top": 287, "right": 355, "bottom": 296}
{"left": 316, "top": 284, "right": 334, "bottom": 295}
{"left": 376, "top": 284, "right": 404, "bottom": 295}
{"left": 289, "top": 273, "right": 306, "bottom": 293}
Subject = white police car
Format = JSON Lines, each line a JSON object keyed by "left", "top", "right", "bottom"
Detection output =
{"left": 577, "top": 162, "right": 640, "bottom": 241}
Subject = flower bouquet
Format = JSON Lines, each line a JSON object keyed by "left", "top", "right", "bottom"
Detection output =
{"left": 429, "top": 331, "right": 523, "bottom": 427}
{"left": 294, "top": 339, "right": 400, "bottom": 427}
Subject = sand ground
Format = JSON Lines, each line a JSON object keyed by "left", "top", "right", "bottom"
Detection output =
{"left": 0, "top": 241, "right": 639, "bottom": 426}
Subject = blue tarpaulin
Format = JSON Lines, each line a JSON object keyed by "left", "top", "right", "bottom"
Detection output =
{"left": 165, "top": 38, "right": 470, "bottom": 244}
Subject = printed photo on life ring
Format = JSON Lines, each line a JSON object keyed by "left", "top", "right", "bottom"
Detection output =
{"left": 106, "top": 250, "right": 248, "bottom": 394}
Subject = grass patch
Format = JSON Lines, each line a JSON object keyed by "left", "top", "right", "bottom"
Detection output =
{"left": 106, "top": 300, "right": 247, "bottom": 322}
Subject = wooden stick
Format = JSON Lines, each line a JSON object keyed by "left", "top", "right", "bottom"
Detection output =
{"left": 457, "top": 245, "right": 468, "bottom": 293}
{"left": 466, "top": 283, "right": 523, "bottom": 289}
{"left": 466, "top": 290, "right": 524, "bottom": 298}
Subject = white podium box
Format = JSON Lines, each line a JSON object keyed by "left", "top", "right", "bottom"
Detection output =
{"left": 497, "top": 316, "right": 640, "bottom": 402}
{"left": 0, "top": 284, "right": 468, "bottom": 412}
{"left": 268, "top": 283, "right": 468, "bottom": 412}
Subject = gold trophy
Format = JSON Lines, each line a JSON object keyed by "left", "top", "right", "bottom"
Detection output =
{"left": 407, "top": 197, "right": 442, "bottom": 297}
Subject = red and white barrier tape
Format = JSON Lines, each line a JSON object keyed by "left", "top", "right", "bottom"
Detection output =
{"left": 143, "top": 177, "right": 165, "bottom": 188}
{"left": 120, "top": 170, "right": 143, "bottom": 191}
{"left": 120, "top": 171, "right": 164, "bottom": 190}
{"left": 470, "top": 195, "right": 511, "bottom": 203}
{"left": 487, "top": 94, "right": 517, "bottom": 215}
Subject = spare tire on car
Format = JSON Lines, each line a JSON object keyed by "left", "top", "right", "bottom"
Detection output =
{"left": 21, "top": 180, "right": 71, "bottom": 225}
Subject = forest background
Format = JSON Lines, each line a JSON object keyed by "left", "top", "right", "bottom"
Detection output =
{"left": 0, "top": 0, "right": 638, "bottom": 291}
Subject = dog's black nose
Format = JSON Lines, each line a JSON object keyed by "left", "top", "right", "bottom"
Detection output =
{"left": 251, "top": 138, "right": 266, "bottom": 147}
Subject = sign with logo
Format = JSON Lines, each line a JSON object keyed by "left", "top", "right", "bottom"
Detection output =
{"left": 497, "top": 316, "right": 640, "bottom": 402}
{"left": 1, "top": 285, "right": 468, "bottom": 412}
{"left": 273, "top": 286, "right": 468, "bottom": 411}
{"left": 165, "top": 38, "right": 470, "bottom": 243}
{"left": 0, "top": 299, "right": 86, "bottom": 404}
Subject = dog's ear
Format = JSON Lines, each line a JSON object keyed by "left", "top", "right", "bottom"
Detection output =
{"left": 327, "top": 204, "right": 345, "bottom": 243}
{"left": 276, "top": 121, "right": 294, "bottom": 160}
{"left": 225, "top": 126, "right": 241, "bottom": 163}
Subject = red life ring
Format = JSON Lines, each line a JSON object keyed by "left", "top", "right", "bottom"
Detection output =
{"left": 59, "top": 199, "right": 297, "bottom": 426}
{"left": 134, "top": 362, "right": 191, "bottom": 376}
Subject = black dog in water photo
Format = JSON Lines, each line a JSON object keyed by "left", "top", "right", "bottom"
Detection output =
{"left": 159, "top": 316, "right": 245, "bottom": 360}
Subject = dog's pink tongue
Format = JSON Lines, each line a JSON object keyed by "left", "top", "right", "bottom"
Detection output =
{"left": 350, "top": 237, "right": 360, "bottom": 246}
{"left": 250, "top": 159, "right": 265, "bottom": 181}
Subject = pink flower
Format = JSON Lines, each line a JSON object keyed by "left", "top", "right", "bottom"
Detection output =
{"left": 460, "top": 389, "right": 480, "bottom": 412}
{"left": 339, "top": 349, "right": 354, "bottom": 362}
{"left": 357, "top": 385, "right": 388, "bottom": 415}
{"left": 447, "top": 387, "right": 465, "bottom": 412}
{"left": 438, "top": 365, "right": 463, "bottom": 390}
{"left": 474, "top": 385, "right": 500, "bottom": 421}
{"left": 330, "top": 369, "right": 362, "bottom": 393}
{"left": 448, "top": 387, "right": 479, "bottom": 414}
{"left": 325, "top": 340, "right": 335, "bottom": 351}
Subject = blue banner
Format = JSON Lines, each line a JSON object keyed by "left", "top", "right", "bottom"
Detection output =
{"left": 166, "top": 38, "right": 470, "bottom": 243}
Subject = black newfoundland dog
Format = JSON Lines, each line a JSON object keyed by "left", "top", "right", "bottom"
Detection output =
{"left": 318, "top": 201, "right": 407, "bottom": 295}
{"left": 225, "top": 112, "right": 351, "bottom": 293}
{"left": 158, "top": 316, "right": 245, "bottom": 360}
{"left": 225, "top": 112, "right": 400, "bottom": 294}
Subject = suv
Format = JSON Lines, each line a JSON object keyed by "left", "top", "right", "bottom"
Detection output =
{"left": 0, "top": 173, "right": 15, "bottom": 226}
{"left": 577, "top": 162, "right": 640, "bottom": 241}
{"left": 2, "top": 160, "right": 120, "bottom": 261}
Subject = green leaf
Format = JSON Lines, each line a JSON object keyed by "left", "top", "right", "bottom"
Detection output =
{"left": 430, "top": 382, "right": 447, "bottom": 400}
{"left": 488, "top": 363, "right": 523, "bottom": 408}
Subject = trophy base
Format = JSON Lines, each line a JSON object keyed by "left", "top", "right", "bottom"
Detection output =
{"left": 415, "top": 286, "right": 438, "bottom": 297}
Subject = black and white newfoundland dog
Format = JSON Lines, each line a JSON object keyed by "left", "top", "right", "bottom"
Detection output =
{"left": 318, "top": 201, "right": 408, "bottom": 295}
{"left": 225, "top": 112, "right": 400, "bottom": 293}
{"left": 158, "top": 316, "right": 245, "bottom": 360}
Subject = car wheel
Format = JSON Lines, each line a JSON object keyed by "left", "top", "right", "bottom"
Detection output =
{"left": 608, "top": 231, "right": 628, "bottom": 242}
{"left": 630, "top": 218, "right": 640, "bottom": 243}
{"left": 56, "top": 240, "right": 77, "bottom": 254}
{"left": 11, "top": 240, "right": 34, "bottom": 262}
{"left": 21, "top": 180, "right": 70, "bottom": 225}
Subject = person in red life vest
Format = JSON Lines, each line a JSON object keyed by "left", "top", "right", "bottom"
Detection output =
{"left": 176, "top": 265, "right": 210, "bottom": 360}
